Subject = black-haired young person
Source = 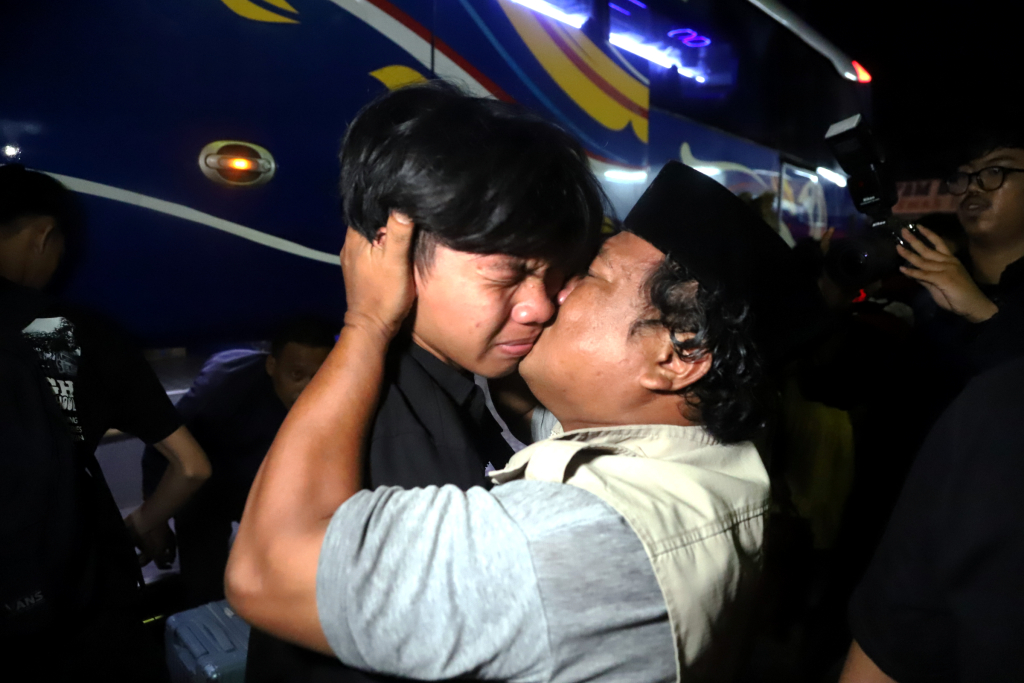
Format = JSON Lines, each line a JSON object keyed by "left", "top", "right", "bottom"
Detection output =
{"left": 0, "top": 165, "right": 211, "bottom": 680}
{"left": 226, "top": 162, "right": 826, "bottom": 682}
{"left": 141, "top": 316, "right": 336, "bottom": 607}
{"left": 902, "top": 130, "right": 1024, "bottom": 383}
{"left": 245, "top": 81, "right": 607, "bottom": 683}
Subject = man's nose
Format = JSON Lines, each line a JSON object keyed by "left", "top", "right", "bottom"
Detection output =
{"left": 511, "top": 279, "right": 556, "bottom": 325}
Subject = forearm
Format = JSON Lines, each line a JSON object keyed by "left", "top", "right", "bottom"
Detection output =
{"left": 130, "top": 426, "right": 211, "bottom": 534}
{"left": 226, "top": 321, "right": 390, "bottom": 647}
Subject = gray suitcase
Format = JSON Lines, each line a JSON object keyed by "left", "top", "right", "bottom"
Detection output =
{"left": 165, "top": 600, "right": 251, "bottom": 682}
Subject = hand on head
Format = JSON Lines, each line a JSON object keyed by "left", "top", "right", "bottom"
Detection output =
{"left": 340, "top": 211, "right": 417, "bottom": 341}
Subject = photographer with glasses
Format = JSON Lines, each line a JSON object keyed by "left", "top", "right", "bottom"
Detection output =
{"left": 899, "top": 132, "right": 1024, "bottom": 387}
{"left": 833, "top": 134, "right": 1024, "bottom": 683}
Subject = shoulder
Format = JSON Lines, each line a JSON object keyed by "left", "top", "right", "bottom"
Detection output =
{"left": 196, "top": 349, "right": 268, "bottom": 389}
{"left": 492, "top": 481, "right": 675, "bottom": 682}
{"left": 317, "top": 484, "right": 552, "bottom": 680}
{"left": 318, "top": 482, "right": 673, "bottom": 682}
{"left": 932, "top": 356, "right": 1024, "bottom": 464}
{"left": 186, "top": 350, "right": 268, "bottom": 401}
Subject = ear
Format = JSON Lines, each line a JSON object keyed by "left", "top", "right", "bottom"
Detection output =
{"left": 26, "top": 216, "right": 57, "bottom": 253}
{"left": 637, "top": 329, "right": 711, "bottom": 393}
{"left": 265, "top": 353, "right": 277, "bottom": 377}
{"left": 372, "top": 225, "right": 387, "bottom": 246}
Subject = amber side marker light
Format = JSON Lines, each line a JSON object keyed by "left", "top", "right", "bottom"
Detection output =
{"left": 198, "top": 140, "right": 276, "bottom": 187}
{"left": 851, "top": 60, "right": 872, "bottom": 83}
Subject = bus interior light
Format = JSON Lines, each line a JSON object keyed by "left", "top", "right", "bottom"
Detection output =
{"left": 817, "top": 167, "right": 848, "bottom": 187}
{"left": 509, "top": 0, "right": 702, "bottom": 78}
{"left": 851, "top": 60, "right": 872, "bottom": 83}
{"left": 791, "top": 168, "right": 819, "bottom": 183}
{"left": 604, "top": 169, "right": 649, "bottom": 183}
{"left": 507, "top": 0, "right": 586, "bottom": 28}
{"left": 228, "top": 158, "right": 255, "bottom": 171}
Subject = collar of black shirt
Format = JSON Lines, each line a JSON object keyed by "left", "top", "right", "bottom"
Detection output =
{"left": 405, "top": 339, "right": 479, "bottom": 407}
{"left": 956, "top": 251, "right": 1024, "bottom": 302}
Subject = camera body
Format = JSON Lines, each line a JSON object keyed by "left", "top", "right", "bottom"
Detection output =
{"left": 823, "top": 114, "right": 932, "bottom": 290}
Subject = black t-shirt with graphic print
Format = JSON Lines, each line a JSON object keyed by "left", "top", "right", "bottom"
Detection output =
{"left": 21, "top": 304, "right": 181, "bottom": 461}
{"left": 1, "top": 277, "right": 182, "bottom": 622}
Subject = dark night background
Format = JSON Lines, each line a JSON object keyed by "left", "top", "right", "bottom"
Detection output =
{"left": 789, "top": 0, "right": 1018, "bottom": 180}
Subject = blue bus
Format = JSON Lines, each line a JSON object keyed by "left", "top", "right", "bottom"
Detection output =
{"left": 1, "top": 0, "right": 868, "bottom": 346}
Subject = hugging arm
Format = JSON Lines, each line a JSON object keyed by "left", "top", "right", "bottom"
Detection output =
{"left": 225, "top": 214, "right": 416, "bottom": 652}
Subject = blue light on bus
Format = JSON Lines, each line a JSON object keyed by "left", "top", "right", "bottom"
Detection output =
{"left": 609, "top": 3, "right": 630, "bottom": 15}
{"left": 508, "top": 0, "right": 705, "bottom": 80}
{"left": 667, "top": 28, "right": 711, "bottom": 48}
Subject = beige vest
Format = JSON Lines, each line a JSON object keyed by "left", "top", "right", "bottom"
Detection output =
{"left": 490, "top": 423, "right": 770, "bottom": 682}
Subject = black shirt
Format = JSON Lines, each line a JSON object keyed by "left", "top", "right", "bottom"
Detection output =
{"left": 247, "top": 338, "right": 515, "bottom": 683}
{"left": 914, "top": 253, "right": 1024, "bottom": 383}
{"left": 142, "top": 349, "right": 287, "bottom": 515}
{"left": 848, "top": 356, "right": 1024, "bottom": 683}
{"left": 0, "top": 277, "right": 182, "bottom": 620}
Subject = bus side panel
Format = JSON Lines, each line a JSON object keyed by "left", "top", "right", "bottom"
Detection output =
{"left": 2, "top": 0, "right": 431, "bottom": 345}
{"left": 433, "top": 0, "right": 650, "bottom": 168}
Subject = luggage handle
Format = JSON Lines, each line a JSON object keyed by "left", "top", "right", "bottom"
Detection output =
{"left": 176, "top": 625, "right": 209, "bottom": 660}
{"left": 203, "top": 621, "right": 236, "bottom": 653}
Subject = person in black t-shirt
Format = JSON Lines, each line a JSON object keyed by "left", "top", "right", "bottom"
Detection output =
{"left": 838, "top": 356, "right": 1024, "bottom": 683}
{"left": 0, "top": 165, "right": 211, "bottom": 681}
{"left": 245, "top": 81, "right": 606, "bottom": 683}
{"left": 141, "top": 318, "right": 335, "bottom": 608}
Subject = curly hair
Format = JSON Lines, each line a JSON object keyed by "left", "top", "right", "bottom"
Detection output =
{"left": 632, "top": 256, "right": 766, "bottom": 444}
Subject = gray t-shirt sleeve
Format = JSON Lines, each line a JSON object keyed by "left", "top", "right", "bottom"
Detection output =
{"left": 316, "top": 485, "right": 552, "bottom": 681}
{"left": 317, "top": 482, "right": 674, "bottom": 683}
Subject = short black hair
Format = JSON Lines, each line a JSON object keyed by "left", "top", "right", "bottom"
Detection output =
{"left": 0, "top": 164, "right": 81, "bottom": 238}
{"left": 339, "top": 80, "right": 606, "bottom": 275}
{"left": 270, "top": 317, "right": 337, "bottom": 357}
{"left": 633, "top": 256, "right": 765, "bottom": 444}
{"left": 951, "top": 125, "right": 1024, "bottom": 169}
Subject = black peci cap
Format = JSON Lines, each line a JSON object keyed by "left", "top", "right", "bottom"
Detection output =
{"left": 623, "top": 161, "right": 826, "bottom": 368}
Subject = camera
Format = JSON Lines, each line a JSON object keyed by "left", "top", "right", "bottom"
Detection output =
{"left": 822, "top": 114, "right": 933, "bottom": 290}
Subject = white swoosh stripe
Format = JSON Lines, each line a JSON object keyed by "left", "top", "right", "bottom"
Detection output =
{"left": 45, "top": 173, "right": 338, "bottom": 265}
{"left": 327, "top": 0, "right": 432, "bottom": 68}
{"left": 327, "top": 0, "right": 492, "bottom": 98}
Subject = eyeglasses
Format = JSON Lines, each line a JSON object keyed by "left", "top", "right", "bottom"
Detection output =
{"left": 945, "top": 166, "right": 1024, "bottom": 195}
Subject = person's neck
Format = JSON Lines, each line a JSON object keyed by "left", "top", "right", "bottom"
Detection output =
{"left": 409, "top": 332, "right": 472, "bottom": 379}
{"left": 0, "top": 248, "right": 25, "bottom": 286}
{"left": 969, "top": 238, "right": 1024, "bottom": 285}
{"left": 559, "top": 402, "right": 697, "bottom": 433}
